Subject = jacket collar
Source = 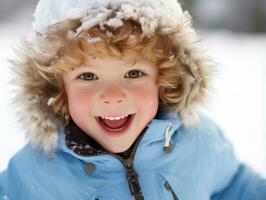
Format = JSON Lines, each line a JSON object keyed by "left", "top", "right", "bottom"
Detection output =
{"left": 57, "top": 111, "right": 183, "bottom": 159}
{"left": 140, "top": 112, "right": 182, "bottom": 146}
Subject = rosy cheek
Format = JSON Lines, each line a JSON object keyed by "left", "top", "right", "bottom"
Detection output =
{"left": 133, "top": 85, "right": 159, "bottom": 114}
{"left": 67, "top": 89, "right": 92, "bottom": 117}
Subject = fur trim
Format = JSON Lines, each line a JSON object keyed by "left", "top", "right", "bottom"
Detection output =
{"left": 10, "top": 4, "right": 216, "bottom": 155}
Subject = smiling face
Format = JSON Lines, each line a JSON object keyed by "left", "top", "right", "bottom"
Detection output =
{"left": 63, "top": 55, "right": 159, "bottom": 153}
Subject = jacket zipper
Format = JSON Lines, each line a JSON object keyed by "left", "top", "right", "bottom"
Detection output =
{"left": 120, "top": 152, "right": 144, "bottom": 200}
{"left": 164, "top": 181, "right": 179, "bottom": 200}
{"left": 111, "top": 131, "right": 146, "bottom": 200}
{"left": 72, "top": 128, "right": 147, "bottom": 200}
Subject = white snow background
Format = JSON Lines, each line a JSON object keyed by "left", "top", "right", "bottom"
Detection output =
{"left": 0, "top": 16, "right": 266, "bottom": 177}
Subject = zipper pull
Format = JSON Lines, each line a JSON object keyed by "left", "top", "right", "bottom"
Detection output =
{"left": 124, "top": 159, "right": 144, "bottom": 200}
{"left": 164, "top": 181, "right": 179, "bottom": 200}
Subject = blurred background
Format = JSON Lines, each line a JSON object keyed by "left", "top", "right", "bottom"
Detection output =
{"left": 0, "top": 0, "right": 266, "bottom": 176}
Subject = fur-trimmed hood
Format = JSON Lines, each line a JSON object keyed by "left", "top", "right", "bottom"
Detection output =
{"left": 11, "top": 0, "right": 215, "bottom": 155}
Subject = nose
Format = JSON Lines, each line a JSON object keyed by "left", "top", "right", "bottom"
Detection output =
{"left": 99, "top": 86, "right": 126, "bottom": 104}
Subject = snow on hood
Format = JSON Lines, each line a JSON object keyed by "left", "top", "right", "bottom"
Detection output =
{"left": 33, "top": 0, "right": 183, "bottom": 38}
{"left": 11, "top": 0, "right": 215, "bottom": 155}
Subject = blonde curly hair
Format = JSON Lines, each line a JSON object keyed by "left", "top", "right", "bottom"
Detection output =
{"left": 35, "top": 19, "right": 187, "bottom": 123}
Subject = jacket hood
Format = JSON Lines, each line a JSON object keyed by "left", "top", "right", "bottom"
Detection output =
{"left": 11, "top": 0, "right": 215, "bottom": 155}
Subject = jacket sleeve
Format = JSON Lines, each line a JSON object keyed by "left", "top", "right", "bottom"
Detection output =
{"left": 201, "top": 116, "right": 266, "bottom": 199}
{"left": 0, "top": 145, "right": 31, "bottom": 200}
{"left": 211, "top": 164, "right": 266, "bottom": 200}
{"left": 0, "top": 170, "right": 8, "bottom": 199}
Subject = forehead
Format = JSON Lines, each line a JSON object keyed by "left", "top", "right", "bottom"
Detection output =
{"left": 80, "top": 54, "right": 156, "bottom": 69}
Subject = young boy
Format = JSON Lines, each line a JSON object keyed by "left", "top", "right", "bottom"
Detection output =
{"left": 1, "top": 0, "right": 266, "bottom": 199}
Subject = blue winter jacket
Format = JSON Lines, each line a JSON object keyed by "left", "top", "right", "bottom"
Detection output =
{"left": 0, "top": 114, "right": 266, "bottom": 200}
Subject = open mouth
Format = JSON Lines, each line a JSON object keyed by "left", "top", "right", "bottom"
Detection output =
{"left": 96, "top": 114, "right": 135, "bottom": 136}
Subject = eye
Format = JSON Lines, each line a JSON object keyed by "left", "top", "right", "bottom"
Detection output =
{"left": 125, "top": 70, "right": 145, "bottom": 79}
{"left": 78, "top": 72, "right": 98, "bottom": 81}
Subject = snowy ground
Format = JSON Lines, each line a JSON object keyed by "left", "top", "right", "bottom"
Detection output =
{"left": 0, "top": 23, "right": 266, "bottom": 176}
{"left": 202, "top": 31, "right": 266, "bottom": 177}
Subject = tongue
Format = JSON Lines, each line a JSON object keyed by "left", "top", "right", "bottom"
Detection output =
{"left": 100, "top": 116, "right": 129, "bottom": 129}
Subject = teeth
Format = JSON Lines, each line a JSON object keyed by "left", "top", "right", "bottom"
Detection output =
{"left": 100, "top": 115, "right": 129, "bottom": 120}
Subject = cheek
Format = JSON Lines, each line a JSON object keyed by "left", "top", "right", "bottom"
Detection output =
{"left": 67, "top": 88, "right": 92, "bottom": 118}
{"left": 132, "top": 84, "right": 159, "bottom": 114}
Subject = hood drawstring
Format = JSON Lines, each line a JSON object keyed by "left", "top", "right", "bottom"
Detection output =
{"left": 163, "top": 122, "right": 173, "bottom": 153}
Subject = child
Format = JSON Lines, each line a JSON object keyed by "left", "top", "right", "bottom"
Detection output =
{"left": 1, "top": 0, "right": 266, "bottom": 199}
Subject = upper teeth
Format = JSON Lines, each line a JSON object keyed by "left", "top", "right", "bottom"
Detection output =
{"left": 100, "top": 115, "right": 129, "bottom": 120}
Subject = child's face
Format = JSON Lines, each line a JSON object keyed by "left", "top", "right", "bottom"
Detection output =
{"left": 63, "top": 55, "right": 159, "bottom": 153}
